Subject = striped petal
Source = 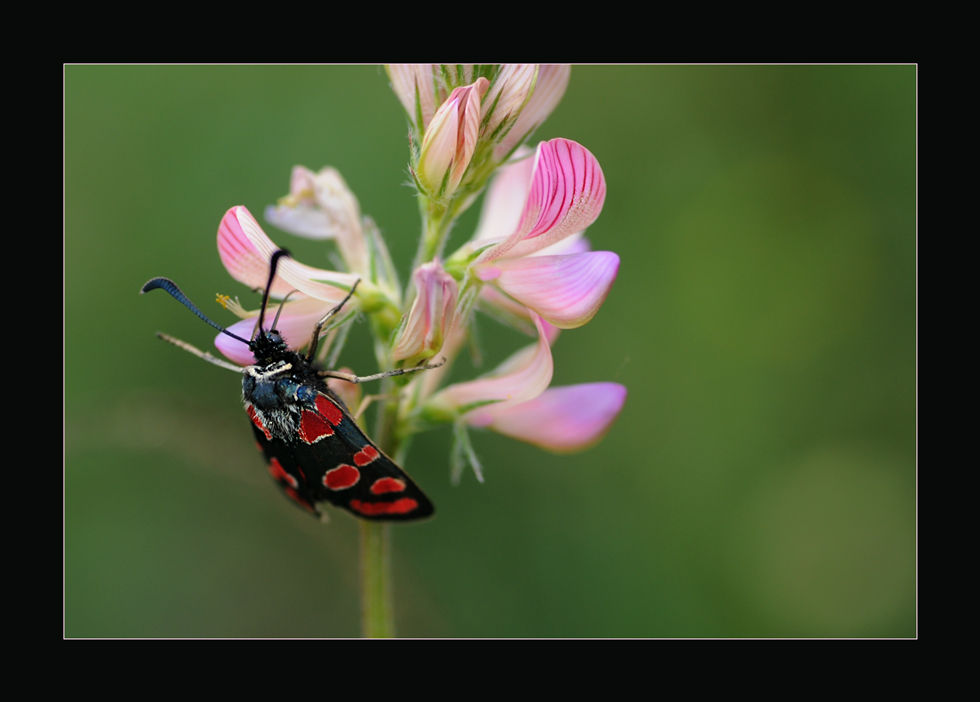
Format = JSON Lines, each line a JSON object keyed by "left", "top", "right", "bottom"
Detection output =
{"left": 466, "top": 383, "right": 626, "bottom": 453}
{"left": 487, "top": 251, "right": 619, "bottom": 329}
{"left": 477, "top": 139, "right": 606, "bottom": 263}
{"left": 217, "top": 206, "right": 359, "bottom": 303}
{"left": 428, "top": 313, "right": 552, "bottom": 414}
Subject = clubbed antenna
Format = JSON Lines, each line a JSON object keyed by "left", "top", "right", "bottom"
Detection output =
{"left": 140, "top": 277, "right": 250, "bottom": 345}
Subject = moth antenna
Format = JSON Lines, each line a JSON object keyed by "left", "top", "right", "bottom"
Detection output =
{"left": 255, "top": 249, "right": 291, "bottom": 338}
{"left": 141, "top": 277, "right": 250, "bottom": 345}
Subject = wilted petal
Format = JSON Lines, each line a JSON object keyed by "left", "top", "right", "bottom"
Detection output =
{"left": 217, "top": 206, "right": 359, "bottom": 303}
{"left": 465, "top": 382, "right": 626, "bottom": 453}
{"left": 264, "top": 202, "right": 331, "bottom": 239}
{"left": 487, "top": 251, "right": 619, "bottom": 329}
{"left": 266, "top": 167, "right": 368, "bottom": 274}
{"left": 428, "top": 313, "right": 552, "bottom": 413}
{"left": 477, "top": 139, "right": 606, "bottom": 263}
{"left": 494, "top": 65, "right": 571, "bottom": 161}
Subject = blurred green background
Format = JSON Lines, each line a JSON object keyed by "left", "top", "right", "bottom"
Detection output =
{"left": 65, "top": 65, "right": 916, "bottom": 637}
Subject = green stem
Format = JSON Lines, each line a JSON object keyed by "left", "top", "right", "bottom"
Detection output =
{"left": 359, "top": 347, "right": 402, "bottom": 638}
{"left": 359, "top": 520, "right": 393, "bottom": 638}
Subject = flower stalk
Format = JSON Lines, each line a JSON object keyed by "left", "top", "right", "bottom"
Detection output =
{"left": 205, "top": 65, "right": 625, "bottom": 637}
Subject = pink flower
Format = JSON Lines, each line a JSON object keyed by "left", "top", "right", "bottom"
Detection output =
{"left": 467, "top": 138, "right": 618, "bottom": 329}
{"left": 422, "top": 313, "right": 626, "bottom": 455}
{"left": 425, "top": 313, "right": 553, "bottom": 418}
{"left": 214, "top": 205, "right": 361, "bottom": 365}
{"left": 264, "top": 166, "right": 369, "bottom": 275}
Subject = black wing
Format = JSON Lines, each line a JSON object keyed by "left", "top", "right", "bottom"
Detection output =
{"left": 251, "top": 391, "right": 434, "bottom": 522}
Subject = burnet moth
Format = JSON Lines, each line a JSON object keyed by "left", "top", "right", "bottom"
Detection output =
{"left": 141, "top": 250, "right": 437, "bottom": 521}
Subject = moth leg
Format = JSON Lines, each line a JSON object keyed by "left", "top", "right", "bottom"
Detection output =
{"left": 319, "top": 357, "right": 446, "bottom": 385}
{"left": 306, "top": 279, "right": 361, "bottom": 362}
{"left": 156, "top": 332, "right": 245, "bottom": 373}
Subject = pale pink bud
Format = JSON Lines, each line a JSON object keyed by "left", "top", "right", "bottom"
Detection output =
{"left": 391, "top": 262, "right": 459, "bottom": 362}
{"left": 418, "top": 78, "right": 489, "bottom": 198}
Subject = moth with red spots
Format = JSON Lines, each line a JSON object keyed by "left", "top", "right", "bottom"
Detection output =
{"left": 141, "top": 250, "right": 436, "bottom": 522}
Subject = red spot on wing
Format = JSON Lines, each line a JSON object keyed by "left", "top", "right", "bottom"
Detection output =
{"left": 247, "top": 404, "right": 272, "bottom": 440}
{"left": 349, "top": 498, "right": 419, "bottom": 516}
{"left": 323, "top": 464, "right": 360, "bottom": 490}
{"left": 268, "top": 457, "right": 298, "bottom": 489}
{"left": 353, "top": 446, "right": 380, "bottom": 466}
{"left": 299, "top": 409, "right": 334, "bottom": 443}
{"left": 299, "top": 395, "right": 346, "bottom": 444}
{"left": 315, "top": 395, "right": 344, "bottom": 425}
{"left": 370, "top": 477, "right": 407, "bottom": 495}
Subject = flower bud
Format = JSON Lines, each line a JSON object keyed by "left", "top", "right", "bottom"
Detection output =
{"left": 391, "top": 262, "right": 459, "bottom": 363}
{"left": 494, "top": 65, "right": 570, "bottom": 161}
{"left": 417, "top": 78, "right": 489, "bottom": 199}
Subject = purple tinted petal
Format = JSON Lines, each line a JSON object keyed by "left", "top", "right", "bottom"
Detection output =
{"left": 468, "top": 383, "right": 627, "bottom": 453}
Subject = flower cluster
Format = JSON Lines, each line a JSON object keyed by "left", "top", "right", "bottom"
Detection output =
{"left": 213, "top": 64, "right": 625, "bottom": 482}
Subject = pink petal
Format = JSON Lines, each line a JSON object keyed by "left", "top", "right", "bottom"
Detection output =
{"left": 477, "top": 139, "right": 606, "bottom": 263}
{"left": 466, "top": 383, "right": 627, "bottom": 453}
{"left": 214, "top": 300, "right": 332, "bottom": 364}
{"left": 488, "top": 251, "right": 619, "bottom": 329}
{"left": 478, "top": 286, "right": 562, "bottom": 345}
{"left": 470, "top": 148, "right": 535, "bottom": 247}
{"left": 217, "top": 206, "right": 359, "bottom": 303}
{"left": 264, "top": 203, "right": 332, "bottom": 239}
{"left": 429, "top": 313, "right": 553, "bottom": 412}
